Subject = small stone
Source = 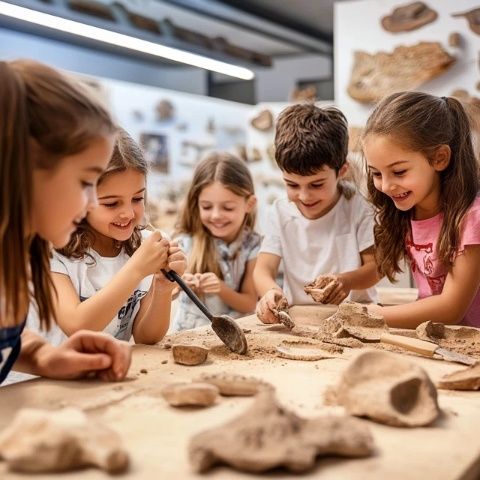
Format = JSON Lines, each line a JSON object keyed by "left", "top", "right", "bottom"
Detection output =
{"left": 161, "top": 360, "right": 168, "bottom": 365}
{"left": 172, "top": 344, "right": 209, "bottom": 366}
{"left": 161, "top": 382, "right": 219, "bottom": 407}
{"left": 140, "top": 369, "right": 148, "bottom": 374}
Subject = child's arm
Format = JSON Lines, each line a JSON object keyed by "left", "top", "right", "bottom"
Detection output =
{"left": 253, "top": 252, "right": 285, "bottom": 324}
{"left": 322, "top": 246, "right": 379, "bottom": 304}
{"left": 132, "top": 242, "right": 186, "bottom": 344}
{"left": 370, "top": 244, "right": 480, "bottom": 328}
{"left": 52, "top": 232, "right": 169, "bottom": 336}
{"left": 15, "top": 329, "right": 131, "bottom": 381}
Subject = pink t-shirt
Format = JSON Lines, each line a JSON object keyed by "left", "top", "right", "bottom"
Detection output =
{"left": 407, "top": 196, "right": 480, "bottom": 328}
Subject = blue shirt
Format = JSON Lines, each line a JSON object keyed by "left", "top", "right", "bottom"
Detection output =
{"left": 0, "top": 321, "right": 26, "bottom": 384}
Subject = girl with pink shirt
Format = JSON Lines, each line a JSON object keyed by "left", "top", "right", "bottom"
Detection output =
{"left": 363, "top": 91, "right": 480, "bottom": 328}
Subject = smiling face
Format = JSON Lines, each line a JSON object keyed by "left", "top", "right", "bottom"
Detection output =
{"left": 363, "top": 134, "right": 450, "bottom": 220}
{"left": 86, "top": 168, "right": 146, "bottom": 250}
{"left": 198, "top": 181, "right": 254, "bottom": 244}
{"left": 282, "top": 164, "right": 347, "bottom": 220}
{"left": 32, "top": 135, "right": 115, "bottom": 248}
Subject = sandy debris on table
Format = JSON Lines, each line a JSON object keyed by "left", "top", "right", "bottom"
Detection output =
{"left": 189, "top": 389, "right": 374, "bottom": 473}
{"left": 326, "top": 350, "right": 440, "bottom": 427}
{"left": 416, "top": 321, "right": 480, "bottom": 358}
{"left": 0, "top": 407, "right": 129, "bottom": 474}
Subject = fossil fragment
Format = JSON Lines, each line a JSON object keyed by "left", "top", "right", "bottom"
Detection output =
{"left": 250, "top": 109, "right": 273, "bottom": 131}
{"left": 161, "top": 382, "right": 219, "bottom": 407}
{"left": 172, "top": 344, "right": 209, "bottom": 366}
{"left": 290, "top": 84, "right": 317, "bottom": 102}
{"left": 326, "top": 350, "right": 440, "bottom": 427}
{"left": 304, "top": 274, "right": 339, "bottom": 303}
{"left": 276, "top": 340, "right": 340, "bottom": 361}
{"left": 155, "top": 99, "right": 174, "bottom": 121}
{"left": 438, "top": 363, "right": 480, "bottom": 390}
{"left": 258, "top": 293, "right": 295, "bottom": 329}
{"left": 194, "top": 372, "right": 272, "bottom": 396}
{"left": 0, "top": 408, "right": 129, "bottom": 473}
{"left": 327, "top": 301, "right": 387, "bottom": 341}
{"left": 189, "top": 390, "right": 374, "bottom": 473}
{"left": 347, "top": 42, "right": 455, "bottom": 104}
{"left": 452, "top": 8, "right": 480, "bottom": 35}
{"left": 448, "top": 32, "right": 462, "bottom": 48}
{"left": 381, "top": 2, "right": 438, "bottom": 32}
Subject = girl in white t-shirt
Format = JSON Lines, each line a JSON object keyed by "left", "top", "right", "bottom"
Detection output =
{"left": 30, "top": 128, "right": 186, "bottom": 344}
{"left": 172, "top": 152, "right": 260, "bottom": 331}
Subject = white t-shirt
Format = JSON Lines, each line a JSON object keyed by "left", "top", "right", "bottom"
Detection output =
{"left": 260, "top": 194, "right": 377, "bottom": 305}
{"left": 27, "top": 242, "right": 153, "bottom": 343}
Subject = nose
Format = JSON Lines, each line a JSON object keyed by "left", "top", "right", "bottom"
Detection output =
{"left": 211, "top": 206, "right": 222, "bottom": 220}
{"left": 119, "top": 205, "right": 135, "bottom": 220}
{"left": 381, "top": 176, "right": 395, "bottom": 193}
{"left": 298, "top": 188, "right": 312, "bottom": 203}
{"left": 86, "top": 185, "right": 98, "bottom": 211}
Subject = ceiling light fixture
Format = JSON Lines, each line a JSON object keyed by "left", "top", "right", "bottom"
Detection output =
{"left": 0, "top": 1, "right": 255, "bottom": 80}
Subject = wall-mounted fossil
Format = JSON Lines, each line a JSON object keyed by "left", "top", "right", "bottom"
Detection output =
{"left": 452, "top": 8, "right": 480, "bottom": 35}
{"left": 448, "top": 32, "right": 462, "bottom": 48}
{"left": 250, "top": 109, "right": 274, "bottom": 131}
{"left": 381, "top": 2, "right": 437, "bottom": 32}
{"left": 348, "top": 42, "right": 455, "bottom": 104}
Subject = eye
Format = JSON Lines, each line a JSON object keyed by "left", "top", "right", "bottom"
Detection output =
{"left": 223, "top": 207, "right": 234, "bottom": 212}
{"left": 103, "top": 202, "right": 118, "bottom": 208}
{"left": 81, "top": 181, "right": 94, "bottom": 189}
{"left": 311, "top": 184, "right": 324, "bottom": 189}
{"left": 394, "top": 170, "right": 406, "bottom": 176}
{"left": 286, "top": 183, "right": 298, "bottom": 188}
{"left": 371, "top": 171, "right": 382, "bottom": 178}
{"left": 133, "top": 197, "right": 144, "bottom": 203}
{"left": 200, "top": 205, "right": 211, "bottom": 210}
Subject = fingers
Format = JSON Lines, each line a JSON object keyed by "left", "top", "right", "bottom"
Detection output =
{"left": 66, "top": 331, "right": 132, "bottom": 381}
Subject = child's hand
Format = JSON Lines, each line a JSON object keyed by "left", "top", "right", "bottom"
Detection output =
{"left": 155, "top": 242, "right": 187, "bottom": 293}
{"left": 256, "top": 288, "right": 286, "bottom": 324}
{"left": 322, "top": 274, "right": 351, "bottom": 305}
{"left": 198, "top": 272, "right": 222, "bottom": 294}
{"left": 182, "top": 273, "right": 201, "bottom": 293}
{"left": 37, "top": 331, "right": 131, "bottom": 381}
{"left": 130, "top": 231, "right": 169, "bottom": 278}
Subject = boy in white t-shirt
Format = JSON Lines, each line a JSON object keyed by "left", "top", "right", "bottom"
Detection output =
{"left": 254, "top": 104, "right": 379, "bottom": 324}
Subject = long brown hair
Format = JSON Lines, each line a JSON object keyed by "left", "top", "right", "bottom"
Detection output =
{"left": 0, "top": 60, "right": 115, "bottom": 328}
{"left": 57, "top": 128, "right": 147, "bottom": 260}
{"left": 363, "top": 91, "right": 479, "bottom": 281}
{"left": 176, "top": 152, "right": 256, "bottom": 277}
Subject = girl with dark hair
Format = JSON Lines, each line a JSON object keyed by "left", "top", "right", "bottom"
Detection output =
{"left": 363, "top": 91, "right": 480, "bottom": 328}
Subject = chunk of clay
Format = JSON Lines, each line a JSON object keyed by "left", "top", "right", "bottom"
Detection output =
{"left": 161, "top": 382, "right": 219, "bottom": 407}
{"left": 189, "top": 390, "right": 374, "bottom": 473}
{"left": 304, "top": 274, "right": 338, "bottom": 303}
{"left": 194, "top": 372, "right": 272, "bottom": 396}
{"left": 0, "top": 408, "right": 129, "bottom": 473}
{"left": 326, "top": 349, "right": 440, "bottom": 427}
{"left": 437, "top": 363, "right": 480, "bottom": 391}
{"left": 172, "top": 344, "right": 209, "bottom": 365}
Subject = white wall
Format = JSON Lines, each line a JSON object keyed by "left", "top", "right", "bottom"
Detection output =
{"left": 334, "top": 0, "right": 480, "bottom": 126}
{"left": 0, "top": 27, "right": 207, "bottom": 94}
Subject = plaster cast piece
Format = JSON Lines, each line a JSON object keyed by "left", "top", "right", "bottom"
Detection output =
{"left": 381, "top": 2, "right": 438, "bottom": 32}
{"left": 172, "top": 344, "right": 209, "bottom": 366}
{"left": 327, "top": 302, "right": 388, "bottom": 341}
{"left": 189, "top": 391, "right": 374, "bottom": 473}
{"left": 438, "top": 363, "right": 480, "bottom": 391}
{"left": 327, "top": 350, "right": 440, "bottom": 427}
{"left": 250, "top": 109, "right": 274, "bottom": 131}
{"left": 0, "top": 408, "right": 129, "bottom": 473}
{"left": 276, "top": 340, "right": 340, "bottom": 361}
{"left": 453, "top": 8, "right": 480, "bottom": 35}
{"left": 161, "top": 382, "right": 219, "bottom": 407}
{"left": 347, "top": 42, "right": 455, "bottom": 104}
{"left": 448, "top": 32, "right": 462, "bottom": 47}
{"left": 304, "top": 275, "right": 339, "bottom": 303}
{"left": 194, "top": 372, "right": 272, "bottom": 396}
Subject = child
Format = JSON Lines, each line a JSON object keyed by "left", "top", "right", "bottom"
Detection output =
{"left": 0, "top": 59, "right": 131, "bottom": 384}
{"left": 255, "top": 103, "right": 378, "bottom": 324}
{"left": 363, "top": 91, "right": 480, "bottom": 328}
{"left": 172, "top": 152, "right": 260, "bottom": 331}
{"left": 47, "top": 128, "right": 186, "bottom": 344}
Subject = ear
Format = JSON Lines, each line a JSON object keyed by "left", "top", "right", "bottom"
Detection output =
{"left": 432, "top": 145, "right": 451, "bottom": 172}
{"left": 338, "top": 162, "right": 349, "bottom": 179}
{"left": 246, "top": 194, "right": 257, "bottom": 212}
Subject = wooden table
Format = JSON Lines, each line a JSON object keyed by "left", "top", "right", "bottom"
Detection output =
{"left": 0, "top": 306, "right": 479, "bottom": 480}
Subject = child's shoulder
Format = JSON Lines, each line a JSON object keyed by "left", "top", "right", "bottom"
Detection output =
{"left": 462, "top": 195, "right": 480, "bottom": 229}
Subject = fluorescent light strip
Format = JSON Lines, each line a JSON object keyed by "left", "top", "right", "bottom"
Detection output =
{"left": 0, "top": 1, "right": 255, "bottom": 80}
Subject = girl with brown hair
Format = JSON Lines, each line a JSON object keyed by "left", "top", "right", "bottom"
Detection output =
{"left": 39, "top": 128, "right": 186, "bottom": 344}
{"left": 0, "top": 59, "right": 131, "bottom": 384}
{"left": 172, "top": 152, "right": 259, "bottom": 331}
{"left": 363, "top": 91, "right": 480, "bottom": 328}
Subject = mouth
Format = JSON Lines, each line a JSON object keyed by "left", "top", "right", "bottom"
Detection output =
{"left": 391, "top": 191, "right": 411, "bottom": 201}
{"left": 299, "top": 200, "right": 321, "bottom": 208}
{"left": 112, "top": 220, "right": 133, "bottom": 230}
{"left": 210, "top": 222, "right": 230, "bottom": 229}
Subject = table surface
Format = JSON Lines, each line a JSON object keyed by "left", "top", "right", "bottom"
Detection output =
{"left": 0, "top": 306, "right": 479, "bottom": 480}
